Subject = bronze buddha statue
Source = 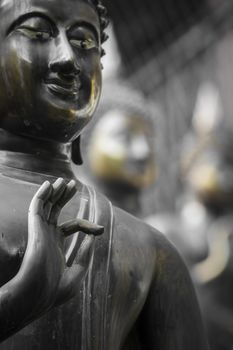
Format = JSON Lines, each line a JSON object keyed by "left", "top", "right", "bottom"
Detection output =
{"left": 0, "top": 0, "right": 208, "bottom": 349}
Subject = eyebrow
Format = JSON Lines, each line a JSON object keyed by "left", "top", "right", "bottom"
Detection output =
{"left": 6, "top": 11, "right": 57, "bottom": 36}
{"left": 6, "top": 11, "right": 100, "bottom": 43}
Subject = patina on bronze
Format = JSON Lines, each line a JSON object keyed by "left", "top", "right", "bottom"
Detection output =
{"left": 0, "top": 0, "right": 208, "bottom": 349}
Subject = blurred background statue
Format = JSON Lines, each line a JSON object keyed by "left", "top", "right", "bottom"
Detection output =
{"left": 181, "top": 83, "right": 233, "bottom": 350}
{"left": 79, "top": 81, "right": 157, "bottom": 216}
{"left": 149, "top": 81, "right": 233, "bottom": 350}
{"left": 100, "top": 1, "right": 233, "bottom": 349}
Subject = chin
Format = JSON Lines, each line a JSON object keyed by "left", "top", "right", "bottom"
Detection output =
{"left": 1, "top": 113, "right": 90, "bottom": 144}
{"left": 31, "top": 117, "right": 90, "bottom": 143}
{"left": 34, "top": 101, "right": 95, "bottom": 143}
{"left": 0, "top": 90, "right": 96, "bottom": 143}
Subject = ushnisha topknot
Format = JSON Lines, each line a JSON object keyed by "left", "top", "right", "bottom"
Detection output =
{"left": 90, "top": 0, "right": 109, "bottom": 56}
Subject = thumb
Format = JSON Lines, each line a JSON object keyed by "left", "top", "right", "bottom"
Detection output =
{"left": 54, "top": 235, "right": 94, "bottom": 306}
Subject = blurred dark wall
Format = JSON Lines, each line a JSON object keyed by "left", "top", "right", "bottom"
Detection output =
{"left": 104, "top": 0, "right": 207, "bottom": 75}
{"left": 101, "top": 0, "right": 233, "bottom": 215}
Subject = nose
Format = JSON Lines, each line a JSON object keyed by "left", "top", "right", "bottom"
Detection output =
{"left": 49, "top": 32, "right": 80, "bottom": 78}
{"left": 130, "top": 136, "right": 151, "bottom": 161}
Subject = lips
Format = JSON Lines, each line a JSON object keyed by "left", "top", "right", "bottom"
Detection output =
{"left": 44, "top": 77, "right": 81, "bottom": 101}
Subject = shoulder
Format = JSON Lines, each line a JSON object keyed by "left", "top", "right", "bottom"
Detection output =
{"left": 113, "top": 205, "right": 176, "bottom": 254}
{"left": 112, "top": 206, "right": 185, "bottom": 276}
{"left": 113, "top": 206, "right": 195, "bottom": 284}
{"left": 93, "top": 190, "right": 186, "bottom": 279}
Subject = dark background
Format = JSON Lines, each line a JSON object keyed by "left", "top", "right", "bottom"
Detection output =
{"left": 99, "top": 0, "right": 233, "bottom": 215}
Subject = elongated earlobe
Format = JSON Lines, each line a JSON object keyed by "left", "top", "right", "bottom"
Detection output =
{"left": 71, "top": 136, "right": 83, "bottom": 165}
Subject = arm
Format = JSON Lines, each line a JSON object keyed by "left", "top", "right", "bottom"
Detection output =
{"left": 139, "top": 232, "right": 209, "bottom": 350}
{"left": 0, "top": 178, "right": 103, "bottom": 342}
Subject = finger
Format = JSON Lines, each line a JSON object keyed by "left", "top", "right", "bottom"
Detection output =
{"left": 45, "top": 178, "right": 66, "bottom": 220}
{"left": 50, "top": 178, "right": 67, "bottom": 203}
{"left": 29, "top": 181, "right": 52, "bottom": 217}
{"left": 59, "top": 218, "right": 104, "bottom": 237}
{"left": 56, "top": 179, "right": 77, "bottom": 208}
{"left": 49, "top": 180, "right": 77, "bottom": 224}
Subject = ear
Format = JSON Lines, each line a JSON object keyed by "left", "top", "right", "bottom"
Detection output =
{"left": 71, "top": 136, "right": 83, "bottom": 165}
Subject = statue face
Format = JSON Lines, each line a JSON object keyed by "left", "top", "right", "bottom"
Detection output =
{"left": 88, "top": 110, "right": 156, "bottom": 189}
{"left": 0, "top": 0, "right": 102, "bottom": 142}
{"left": 185, "top": 141, "right": 233, "bottom": 207}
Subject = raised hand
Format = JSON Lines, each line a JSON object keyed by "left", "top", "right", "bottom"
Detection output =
{"left": 0, "top": 178, "right": 103, "bottom": 341}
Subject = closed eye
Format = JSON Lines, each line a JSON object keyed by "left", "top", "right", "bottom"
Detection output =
{"left": 8, "top": 14, "right": 56, "bottom": 41}
{"left": 67, "top": 23, "right": 99, "bottom": 51}
{"left": 16, "top": 27, "right": 51, "bottom": 41}
{"left": 70, "top": 37, "right": 97, "bottom": 50}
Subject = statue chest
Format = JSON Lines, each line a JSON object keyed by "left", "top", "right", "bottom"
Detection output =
{"left": 0, "top": 265, "right": 146, "bottom": 350}
{"left": 0, "top": 233, "right": 147, "bottom": 350}
{"left": 0, "top": 176, "right": 151, "bottom": 349}
{"left": 0, "top": 176, "right": 37, "bottom": 285}
{"left": 0, "top": 174, "right": 82, "bottom": 286}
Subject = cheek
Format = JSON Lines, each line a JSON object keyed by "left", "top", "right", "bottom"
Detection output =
{"left": 0, "top": 40, "right": 50, "bottom": 126}
{"left": 1, "top": 39, "right": 47, "bottom": 93}
{"left": 84, "top": 52, "right": 102, "bottom": 92}
{"left": 7, "top": 37, "right": 49, "bottom": 78}
{"left": 0, "top": 45, "right": 26, "bottom": 115}
{"left": 11, "top": 38, "right": 34, "bottom": 65}
{"left": 76, "top": 54, "right": 102, "bottom": 119}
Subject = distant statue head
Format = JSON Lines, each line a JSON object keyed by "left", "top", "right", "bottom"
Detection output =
{"left": 0, "top": 0, "right": 108, "bottom": 145}
{"left": 82, "top": 81, "right": 156, "bottom": 191}
{"left": 183, "top": 126, "right": 233, "bottom": 210}
{"left": 180, "top": 82, "right": 233, "bottom": 210}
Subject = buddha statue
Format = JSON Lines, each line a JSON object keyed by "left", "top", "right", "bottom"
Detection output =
{"left": 80, "top": 82, "right": 156, "bottom": 216}
{"left": 149, "top": 82, "right": 233, "bottom": 350}
{"left": 0, "top": 0, "right": 208, "bottom": 349}
{"left": 182, "top": 123, "right": 233, "bottom": 350}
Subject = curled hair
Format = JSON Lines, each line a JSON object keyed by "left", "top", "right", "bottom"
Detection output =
{"left": 89, "top": 0, "right": 109, "bottom": 56}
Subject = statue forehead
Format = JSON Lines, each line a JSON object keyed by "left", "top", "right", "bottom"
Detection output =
{"left": 95, "top": 111, "right": 152, "bottom": 135}
{"left": 0, "top": 0, "right": 93, "bottom": 5}
{"left": 0, "top": 0, "right": 97, "bottom": 16}
{"left": 0, "top": 0, "right": 99, "bottom": 33}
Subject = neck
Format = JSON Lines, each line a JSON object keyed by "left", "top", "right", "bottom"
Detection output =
{"left": 0, "top": 129, "right": 75, "bottom": 180}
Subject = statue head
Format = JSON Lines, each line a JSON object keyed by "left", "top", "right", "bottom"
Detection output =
{"left": 182, "top": 124, "right": 233, "bottom": 210}
{"left": 180, "top": 82, "right": 233, "bottom": 210}
{"left": 0, "top": 0, "right": 108, "bottom": 145}
{"left": 83, "top": 82, "right": 156, "bottom": 191}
